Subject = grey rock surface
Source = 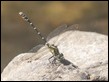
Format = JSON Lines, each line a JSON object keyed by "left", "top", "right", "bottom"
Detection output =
{"left": 1, "top": 24, "right": 108, "bottom": 81}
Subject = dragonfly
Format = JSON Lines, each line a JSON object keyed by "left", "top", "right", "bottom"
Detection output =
{"left": 19, "top": 12, "right": 64, "bottom": 64}
{"left": 19, "top": 12, "right": 78, "bottom": 68}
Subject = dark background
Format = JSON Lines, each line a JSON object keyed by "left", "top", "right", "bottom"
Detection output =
{"left": 1, "top": 1, "right": 108, "bottom": 72}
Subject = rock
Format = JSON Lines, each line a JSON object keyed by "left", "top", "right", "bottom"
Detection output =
{"left": 1, "top": 24, "right": 108, "bottom": 81}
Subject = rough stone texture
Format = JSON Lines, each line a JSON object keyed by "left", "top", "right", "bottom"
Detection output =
{"left": 1, "top": 24, "right": 108, "bottom": 81}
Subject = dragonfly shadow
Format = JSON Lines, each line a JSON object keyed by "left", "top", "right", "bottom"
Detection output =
{"left": 60, "top": 58, "right": 78, "bottom": 68}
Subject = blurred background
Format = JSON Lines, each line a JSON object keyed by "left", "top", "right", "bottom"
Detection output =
{"left": 1, "top": 1, "right": 108, "bottom": 72}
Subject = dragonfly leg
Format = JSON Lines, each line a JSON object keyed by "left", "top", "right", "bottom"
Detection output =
{"left": 48, "top": 55, "right": 55, "bottom": 63}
